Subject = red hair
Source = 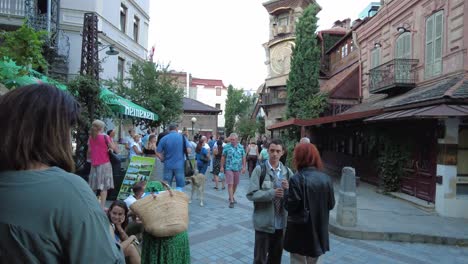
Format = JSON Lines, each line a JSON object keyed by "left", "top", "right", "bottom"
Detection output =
{"left": 293, "top": 143, "right": 324, "bottom": 171}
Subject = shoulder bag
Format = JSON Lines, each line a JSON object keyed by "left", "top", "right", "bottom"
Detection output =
{"left": 130, "top": 181, "right": 189, "bottom": 237}
{"left": 287, "top": 171, "right": 310, "bottom": 224}
{"left": 182, "top": 135, "right": 194, "bottom": 177}
{"left": 104, "top": 135, "right": 121, "bottom": 166}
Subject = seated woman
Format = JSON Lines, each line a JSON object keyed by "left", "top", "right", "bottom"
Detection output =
{"left": 140, "top": 181, "right": 190, "bottom": 264}
{"left": 108, "top": 201, "right": 141, "bottom": 264}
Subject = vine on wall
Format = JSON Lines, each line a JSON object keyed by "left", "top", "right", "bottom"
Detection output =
{"left": 369, "top": 130, "right": 410, "bottom": 193}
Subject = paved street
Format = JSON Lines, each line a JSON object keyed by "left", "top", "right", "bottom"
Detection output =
{"left": 184, "top": 172, "right": 468, "bottom": 264}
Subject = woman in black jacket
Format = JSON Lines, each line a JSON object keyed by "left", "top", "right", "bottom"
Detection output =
{"left": 284, "top": 143, "right": 335, "bottom": 263}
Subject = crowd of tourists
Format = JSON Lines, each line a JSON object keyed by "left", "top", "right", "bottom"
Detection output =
{"left": 0, "top": 84, "right": 335, "bottom": 264}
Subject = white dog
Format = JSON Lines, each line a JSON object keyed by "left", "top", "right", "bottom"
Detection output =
{"left": 187, "top": 173, "right": 206, "bottom": 207}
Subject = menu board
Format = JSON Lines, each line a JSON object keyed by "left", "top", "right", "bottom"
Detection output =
{"left": 117, "top": 156, "right": 156, "bottom": 200}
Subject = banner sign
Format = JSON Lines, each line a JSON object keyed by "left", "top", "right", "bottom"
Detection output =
{"left": 117, "top": 156, "right": 156, "bottom": 201}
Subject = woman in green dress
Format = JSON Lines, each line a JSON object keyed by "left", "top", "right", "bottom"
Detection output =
{"left": 140, "top": 181, "right": 191, "bottom": 264}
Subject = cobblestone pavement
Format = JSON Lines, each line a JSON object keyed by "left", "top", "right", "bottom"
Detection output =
{"left": 185, "top": 173, "right": 468, "bottom": 264}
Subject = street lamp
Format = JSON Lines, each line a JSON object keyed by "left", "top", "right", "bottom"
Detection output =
{"left": 191, "top": 117, "right": 197, "bottom": 137}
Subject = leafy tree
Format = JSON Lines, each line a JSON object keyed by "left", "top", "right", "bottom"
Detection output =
{"left": 257, "top": 116, "right": 266, "bottom": 135}
{"left": 235, "top": 115, "right": 257, "bottom": 141}
{"left": 224, "top": 85, "right": 253, "bottom": 136}
{"left": 224, "top": 85, "right": 240, "bottom": 136}
{"left": 0, "top": 23, "right": 48, "bottom": 71}
{"left": 68, "top": 75, "right": 111, "bottom": 169}
{"left": 286, "top": 4, "right": 327, "bottom": 119}
{"left": 106, "top": 61, "right": 184, "bottom": 128}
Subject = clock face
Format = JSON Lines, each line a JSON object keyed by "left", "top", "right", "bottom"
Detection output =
{"left": 270, "top": 41, "right": 294, "bottom": 75}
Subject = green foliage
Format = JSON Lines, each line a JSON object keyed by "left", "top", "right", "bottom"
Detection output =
{"left": 278, "top": 127, "right": 301, "bottom": 169}
{"left": 224, "top": 85, "right": 253, "bottom": 136}
{"left": 378, "top": 143, "right": 408, "bottom": 193}
{"left": 256, "top": 116, "right": 266, "bottom": 135}
{"left": 68, "top": 75, "right": 111, "bottom": 168}
{"left": 106, "top": 61, "right": 184, "bottom": 128}
{"left": 298, "top": 92, "right": 329, "bottom": 119}
{"left": 0, "top": 23, "right": 48, "bottom": 71}
{"left": 235, "top": 115, "right": 257, "bottom": 141}
{"left": 368, "top": 130, "right": 409, "bottom": 193}
{"left": 286, "top": 3, "right": 326, "bottom": 119}
{"left": 323, "top": 34, "right": 344, "bottom": 53}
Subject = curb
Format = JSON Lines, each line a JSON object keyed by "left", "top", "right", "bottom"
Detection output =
{"left": 329, "top": 218, "right": 468, "bottom": 247}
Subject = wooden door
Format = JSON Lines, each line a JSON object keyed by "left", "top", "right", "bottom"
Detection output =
{"left": 401, "top": 130, "right": 436, "bottom": 202}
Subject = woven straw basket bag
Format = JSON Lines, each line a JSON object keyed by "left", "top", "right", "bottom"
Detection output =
{"left": 130, "top": 181, "right": 189, "bottom": 237}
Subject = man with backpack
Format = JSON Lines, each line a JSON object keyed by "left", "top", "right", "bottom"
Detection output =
{"left": 246, "top": 139, "right": 293, "bottom": 264}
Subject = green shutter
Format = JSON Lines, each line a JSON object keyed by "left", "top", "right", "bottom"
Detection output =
{"left": 371, "top": 47, "right": 380, "bottom": 68}
{"left": 425, "top": 11, "right": 444, "bottom": 78}
{"left": 425, "top": 15, "right": 434, "bottom": 78}
{"left": 395, "top": 32, "right": 411, "bottom": 59}
{"left": 433, "top": 11, "right": 444, "bottom": 75}
{"left": 403, "top": 33, "right": 411, "bottom": 59}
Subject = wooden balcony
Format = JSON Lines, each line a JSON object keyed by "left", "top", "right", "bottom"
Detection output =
{"left": 260, "top": 92, "right": 287, "bottom": 106}
{"left": 369, "top": 59, "right": 418, "bottom": 94}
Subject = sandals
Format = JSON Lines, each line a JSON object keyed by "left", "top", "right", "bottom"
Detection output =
{"left": 213, "top": 187, "right": 219, "bottom": 190}
{"left": 222, "top": 187, "right": 226, "bottom": 190}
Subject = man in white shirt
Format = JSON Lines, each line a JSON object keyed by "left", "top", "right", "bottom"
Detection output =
{"left": 124, "top": 181, "right": 146, "bottom": 209}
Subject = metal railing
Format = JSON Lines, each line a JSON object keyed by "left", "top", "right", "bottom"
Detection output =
{"left": 369, "top": 59, "right": 418, "bottom": 93}
{"left": 0, "top": 0, "right": 25, "bottom": 17}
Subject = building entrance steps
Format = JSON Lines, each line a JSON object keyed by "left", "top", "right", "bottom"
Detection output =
{"left": 330, "top": 182, "right": 468, "bottom": 246}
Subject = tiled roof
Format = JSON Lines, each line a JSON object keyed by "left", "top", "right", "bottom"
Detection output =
{"left": 453, "top": 80, "right": 468, "bottom": 98}
{"left": 183, "top": 98, "right": 222, "bottom": 114}
{"left": 191, "top": 78, "right": 226, "bottom": 88}
{"left": 345, "top": 74, "right": 468, "bottom": 114}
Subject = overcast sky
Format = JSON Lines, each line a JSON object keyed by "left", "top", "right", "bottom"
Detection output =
{"left": 148, "top": 0, "right": 373, "bottom": 90}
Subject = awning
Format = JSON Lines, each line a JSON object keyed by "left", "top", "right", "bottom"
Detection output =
{"left": 1, "top": 59, "right": 157, "bottom": 121}
{"left": 100, "top": 88, "right": 158, "bottom": 121}
{"left": 365, "top": 104, "right": 468, "bottom": 122}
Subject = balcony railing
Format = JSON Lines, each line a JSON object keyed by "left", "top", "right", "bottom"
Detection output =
{"left": 260, "top": 93, "right": 287, "bottom": 106}
{"left": 369, "top": 58, "right": 418, "bottom": 94}
{"left": 0, "top": 0, "right": 25, "bottom": 17}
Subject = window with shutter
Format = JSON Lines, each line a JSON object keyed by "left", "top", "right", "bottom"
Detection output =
{"left": 371, "top": 47, "right": 381, "bottom": 69}
{"left": 425, "top": 11, "right": 443, "bottom": 78}
{"left": 396, "top": 32, "right": 411, "bottom": 59}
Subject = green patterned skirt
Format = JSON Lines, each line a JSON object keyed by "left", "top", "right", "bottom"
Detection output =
{"left": 141, "top": 231, "right": 190, "bottom": 264}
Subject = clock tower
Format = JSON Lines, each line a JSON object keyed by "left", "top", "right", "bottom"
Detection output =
{"left": 260, "top": 0, "right": 319, "bottom": 130}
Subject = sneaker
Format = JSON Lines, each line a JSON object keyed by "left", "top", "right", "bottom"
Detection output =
{"left": 229, "top": 202, "right": 234, "bottom": 208}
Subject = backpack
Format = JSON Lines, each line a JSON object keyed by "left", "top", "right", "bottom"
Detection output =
{"left": 259, "top": 163, "right": 291, "bottom": 188}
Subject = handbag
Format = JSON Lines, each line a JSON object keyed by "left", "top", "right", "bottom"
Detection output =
{"left": 104, "top": 136, "right": 121, "bottom": 166}
{"left": 182, "top": 136, "right": 194, "bottom": 177}
{"left": 130, "top": 181, "right": 189, "bottom": 237}
{"left": 200, "top": 152, "right": 210, "bottom": 163}
{"left": 288, "top": 172, "right": 310, "bottom": 224}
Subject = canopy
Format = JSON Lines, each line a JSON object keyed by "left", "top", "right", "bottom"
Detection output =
{"left": 0, "top": 59, "right": 157, "bottom": 121}
{"left": 100, "top": 88, "right": 158, "bottom": 121}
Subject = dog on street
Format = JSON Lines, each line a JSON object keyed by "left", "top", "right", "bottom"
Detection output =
{"left": 187, "top": 173, "right": 206, "bottom": 207}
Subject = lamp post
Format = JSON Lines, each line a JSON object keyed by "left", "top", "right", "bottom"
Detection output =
{"left": 191, "top": 117, "right": 197, "bottom": 137}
